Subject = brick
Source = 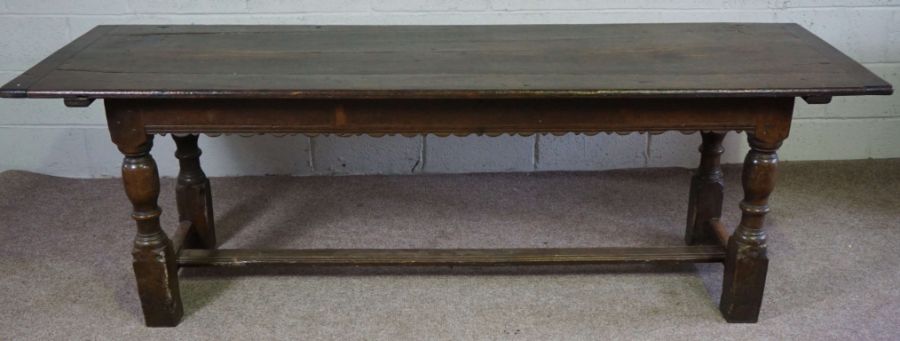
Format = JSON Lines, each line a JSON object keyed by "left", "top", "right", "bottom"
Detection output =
{"left": 647, "top": 9, "right": 777, "bottom": 22}
{"left": 128, "top": 0, "right": 248, "bottom": 14}
{"left": 374, "top": 0, "right": 489, "bottom": 11}
{"left": 793, "top": 100, "right": 828, "bottom": 119}
{"left": 247, "top": 0, "right": 372, "bottom": 13}
{"left": 424, "top": 135, "right": 533, "bottom": 173}
{"left": 213, "top": 9, "right": 777, "bottom": 26}
{"left": 199, "top": 134, "right": 313, "bottom": 176}
{"left": 2, "top": 0, "right": 130, "bottom": 14}
{"left": 0, "top": 127, "right": 92, "bottom": 177}
{"left": 68, "top": 15, "right": 326, "bottom": 38}
{"left": 68, "top": 15, "right": 282, "bottom": 37}
{"left": 492, "top": 0, "right": 719, "bottom": 10}
{"left": 70, "top": 15, "right": 376, "bottom": 34}
{"left": 721, "top": 0, "right": 787, "bottom": 8}
{"left": 68, "top": 17, "right": 160, "bottom": 38}
{"left": 536, "top": 133, "right": 646, "bottom": 171}
{"left": 647, "top": 132, "right": 700, "bottom": 168}
{"left": 779, "top": 119, "right": 871, "bottom": 160}
{"left": 301, "top": 11, "right": 666, "bottom": 25}
{"left": 783, "top": 0, "right": 900, "bottom": 8}
{"left": 887, "top": 10, "right": 900, "bottom": 63}
{"left": 312, "top": 135, "right": 422, "bottom": 175}
{"left": 0, "top": 17, "right": 69, "bottom": 71}
{"left": 868, "top": 118, "right": 900, "bottom": 158}
{"left": 136, "top": 10, "right": 668, "bottom": 26}
{"left": 776, "top": 8, "right": 895, "bottom": 63}
{"left": 0, "top": 97, "right": 104, "bottom": 125}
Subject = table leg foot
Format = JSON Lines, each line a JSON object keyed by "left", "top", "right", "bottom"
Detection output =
{"left": 121, "top": 135, "right": 183, "bottom": 327}
{"left": 685, "top": 132, "right": 725, "bottom": 245}
{"left": 173, "top": 134, "right": 216, "bottom": 249}
{"left": 720, "top": 133, "right": 779, "bottom": 323}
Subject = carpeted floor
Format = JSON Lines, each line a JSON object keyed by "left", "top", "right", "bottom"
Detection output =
{"left": 1, "top": 159, "right": 899, "bottom": 340}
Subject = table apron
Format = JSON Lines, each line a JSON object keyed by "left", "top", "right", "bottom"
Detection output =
{"left": 104, "top": 98, "right": 793, "bottom": 136}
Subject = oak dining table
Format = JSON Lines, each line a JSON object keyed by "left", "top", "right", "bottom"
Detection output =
{"left": 0, "top": 23, "right": 892, "bottom": 327}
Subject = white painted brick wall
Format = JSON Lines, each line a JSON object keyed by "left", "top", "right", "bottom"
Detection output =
{"left": 314, "top": 135, "right": 421, "bottom": 175}
{"left": 0, "top": 0, "right": 897, "bottom": 178}
{"left": 424, "top": 135, "right": 534, "bottom": 173}
{"left": 537, "top": 133, "right": 647, "bottom": 171}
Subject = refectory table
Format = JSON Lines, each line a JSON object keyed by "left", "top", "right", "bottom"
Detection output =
{"left": 0, "top": 24, "right": 892, "bottom": 326}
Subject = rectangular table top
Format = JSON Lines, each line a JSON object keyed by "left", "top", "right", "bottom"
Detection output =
{"left": 0, "top": 23, "right": 892, "bottom": 100}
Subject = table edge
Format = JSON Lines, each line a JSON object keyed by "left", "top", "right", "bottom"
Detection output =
{"left": 1, "top": 86, "right": 893, "bottom": 100}
{"left": 0, "top": 23, "right": 893, "bottom": 100}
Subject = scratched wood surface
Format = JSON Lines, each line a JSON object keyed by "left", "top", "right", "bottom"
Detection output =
{"left": 0, "top": 23, "right": 891, "bottom": 99}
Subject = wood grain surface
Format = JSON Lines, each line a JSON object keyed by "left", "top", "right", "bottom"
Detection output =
{"left": 1, "top": 23, "right": 891, "bottom": 99}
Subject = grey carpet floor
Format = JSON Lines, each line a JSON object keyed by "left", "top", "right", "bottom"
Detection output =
{"left": 1, "top": 159, "right": 899, "bottom": 340}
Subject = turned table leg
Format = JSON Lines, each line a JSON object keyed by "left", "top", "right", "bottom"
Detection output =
{"left": 173, "top": 134, "right": 216, "bottom": 249}
{"left": 685, "top": 132, "right": 725, "bottom": 245}
{"left": 119, "top": 135, "right": 184, "bottom": 327}
{"left": 720, "top": 133, "right": 781, "bottom": 323}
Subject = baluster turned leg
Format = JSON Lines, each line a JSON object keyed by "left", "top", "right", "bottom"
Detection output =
{"left": 720, "top": 133, "right": 781, "bottom": 323}
{"left": 173, "top": 134, "right": 216, "bottom": 249}
{"left": 685, "top": 132, "right": 726, "bottom": 245}
{"left": 121, "top": 135, "right": 183, "bottom": 327}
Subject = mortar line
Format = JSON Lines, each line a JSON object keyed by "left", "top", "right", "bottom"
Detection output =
{"left": 308, "top": 135, "right": 316, "bottom": 171}
{"left": 418, "top": 134, "right": 427, "bottom": 173}
{"left": 644, "top": 133, "right": 651, "bottom": 167}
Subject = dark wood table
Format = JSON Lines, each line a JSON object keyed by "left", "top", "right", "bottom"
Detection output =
{"left": 1, "top": 24, "right": 891, "bottom": 327}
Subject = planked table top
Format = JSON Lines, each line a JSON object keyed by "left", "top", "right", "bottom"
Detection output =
{"left": 0, "top": 23, "right": 892, "bottom": 100}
